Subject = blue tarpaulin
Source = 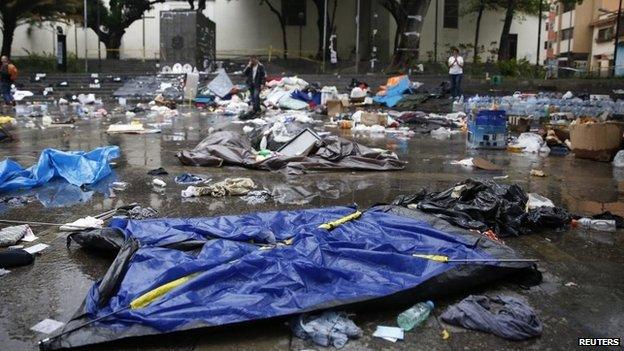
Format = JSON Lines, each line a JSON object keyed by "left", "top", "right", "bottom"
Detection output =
{"left": 85, "top": 210, "right": 484, "bottom": 330}
{"left": 43, "top": 205, "right": 536, "bottom": 350}
{"left": 373, "top": 76, "right": 411, "bottom": 107}
{"left": 0, "top": 146, "right": 120, "bottom": 192}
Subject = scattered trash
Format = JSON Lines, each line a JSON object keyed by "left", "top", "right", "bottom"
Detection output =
{"left": 174, "top": 173, "right": 208, "bottom": 185}
{"left": 111, "top": 182, "right": 128, "bottom": 191}
{"left": 0, "top": 225, "right": 34, "bottom": 247}
{"left": 526, "top": 193, "right": 555, "bottom": 210}
{"left": 24, "top": 243, "right": 49, "bottom": 254}
{"left": 291, "top": 311, "right": 362, "bottom": 348}
{"left": 530, "top": 169, "right": 546, "bottom": 177}
{"left": 372, "top": 325, "right": 404, "bottom": 343}
{"left": 564, "top": 282, "right": 578, "bottom": 287}
{"left": 397, "top": 300, "right": 434, "bottom": 331}
{"left": 240, "top": 190, "right": 272, "bottom": 205}
{"left": 148, "top": 167, "right": 169, "bottom": 176}
{"left": 441, "top": 295, "right": 542, "bottom": 341}
{"left": 575, "top": 218, "right": 617, "bottom": 232}
{"left": 0, "top": 268, "right": 9, "bottom": 276}
{"left": 124, "top": 206, "right": 158, "bottom": 220}
{"left": 0, "top": 249, "right": 34, "bottom": 268}
{"left": 452, "top": 157, "right": 503, "bottom": 171}
{"left": 181, "top": 178, "right": 254, "bottom": 198}
{"left": 59, "top": 217, "right": 104, "bottom": 231}
{"left": 31, "top": 319, "right": 65, "bottom": 334}
{"left": 152, "top": 179, "right": 167, "bottom": 187}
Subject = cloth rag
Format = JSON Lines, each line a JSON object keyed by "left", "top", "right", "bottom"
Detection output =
{"left": 441, "top": 295, "right": 542, "bottom": 340}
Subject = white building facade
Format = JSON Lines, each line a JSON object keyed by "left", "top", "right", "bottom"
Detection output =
{"left": 2, "top": 0, "right": 544, "bottom": 65}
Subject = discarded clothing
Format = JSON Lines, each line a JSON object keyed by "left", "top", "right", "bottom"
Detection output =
{"left": 43, "top": 205, "right": 538, "bottom": 350}
{"left": 393, "top": 179, "right": 570, "bottom": 236}
{"left": 0, "top": 225, "right": 33, "bottom": 247}
{"left": 0, "top": 249, "right": 34, "bottom": 268}
{"left": 124, "top": 206, "right": 158, "bottom": 220}
{"left": 177, "top": 131, "right": 406, "bottom": 174}
{"left": 0, "top": 147, "right": 120, "bottom": 192}
{"left": 181, "top": 178, "right": 255, "bottom": 198}
{"left": 441, "top": 295, "right": 542, "bottom": 340}
{"left": 174, "top": 173, "right": 208, "bottom": 185}
{"left": 147, "top": 167, "right": 168, "bottom": 176}
{"left": 291, "top": 311, "right": 362, "bottom": 348}
{"left": 395, "top": 94, "right": 430, "bottom": 110}
{"left": 241, "top": 190, "right": 272, "bottom": 205}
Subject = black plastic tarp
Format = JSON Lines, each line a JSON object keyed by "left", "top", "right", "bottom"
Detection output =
{"left": 392, "top": 179, "right": 571, "bottom": 236}
{"left": 177, "top": 131, "right": 406, "bottom": 174}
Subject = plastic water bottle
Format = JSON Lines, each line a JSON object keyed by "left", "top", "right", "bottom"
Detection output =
{"left": 397, "top": 300, "right": 434, "bottom": 331}
{"left": 577, "top": 218, "right": 616, "bottom": 232}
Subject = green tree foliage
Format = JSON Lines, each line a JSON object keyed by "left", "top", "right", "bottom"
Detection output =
{"left": 0, "top": 0, "right": 80, "bottom": 57}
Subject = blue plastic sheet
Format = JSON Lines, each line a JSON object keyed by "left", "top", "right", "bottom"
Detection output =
{"left": 0, "top": 146, "right": 120, "bottom": 192}
{"left": 82, "top": 206, "right": 494, "bottom": 333}
{"left": 374, "top": 76, "right": 411, "bottom": 107}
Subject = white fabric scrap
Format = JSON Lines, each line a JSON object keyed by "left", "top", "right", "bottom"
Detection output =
{"left": 31, "top": 319, "right": 65, "bottom": 334}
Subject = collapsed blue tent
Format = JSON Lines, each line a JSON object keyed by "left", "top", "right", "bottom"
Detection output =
{"left": 44, "top": 205, "right": 538, "bottom": 350}
{"left": 373, "top": 76, "right": 411, "bottom": 107}
{"left": 0, "top": 146, "right": 120, "bottom": 193}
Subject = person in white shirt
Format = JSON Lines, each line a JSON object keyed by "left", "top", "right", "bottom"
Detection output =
{"left": 447, "top": 48, "right": 464, "bottom": 100}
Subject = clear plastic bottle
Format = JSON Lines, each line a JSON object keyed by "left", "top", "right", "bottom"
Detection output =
{"left": 577, "top": 218, "right": 617, "bottom": 232}
{"left": 397, "top": 300, "right": 434, "bottom": 331}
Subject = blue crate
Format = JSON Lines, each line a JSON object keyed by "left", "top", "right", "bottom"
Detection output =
{"left": 472, "top": 110, "right": 507, "bottom": 126}
{"left": 467, "top": 110, "right": 508, "bottom": 149}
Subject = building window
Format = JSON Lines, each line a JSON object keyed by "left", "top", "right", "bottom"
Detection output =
{"left": 560, "top": 28, "right": 573, "bottom": 40}
{"left": 544, "top": 41, "right": 549, "bottom": 49}
{"left": 562, "top": 2, "right": 575, "bottom": 13}
{"left": 597, "top": 27, "right": 614, "bottom": 42}
{"left": 282, "top": 0, "right": 306, "bottom": 26}
{"left": 443, "top": 0, "right": 458, "bottom": 29}
{"left": 545, "top": 22, "right": 549, "bottom": 31}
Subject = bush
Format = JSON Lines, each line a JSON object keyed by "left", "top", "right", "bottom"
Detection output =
{"left": 13, "top": 51, "right": 82, "bottom": 73}
{"left": 495, "top": 59, "right": 545, "bottom": 78}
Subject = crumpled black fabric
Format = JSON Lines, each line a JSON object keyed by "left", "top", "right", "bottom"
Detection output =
{"left": 147, "top": 167, "right": 168, "bottom": 176}
{"left": 177, "top": 131, "right": 406, "bottom": 174}
{"left": 392, "top": 179, "right": 570, "bottom": 236}
{"left": 441, "top": 295, "right": 542, "bottom": 341}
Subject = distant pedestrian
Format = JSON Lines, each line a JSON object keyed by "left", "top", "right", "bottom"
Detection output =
{"left": 447, "top": 48, "right": 463, "bottom": 100}
{"left": 0, "top": 56, "right": 17, "bottom": 106}
{"left": 243, "top": 55, "right": 266, "bottom": 114}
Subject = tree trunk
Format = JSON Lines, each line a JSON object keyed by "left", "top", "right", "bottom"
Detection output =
{"left": 1, "top": 17, "right": 17, "bottom": 57}
{"left": 104, "top": 33, "right": 123, "bottom": 59}
{"left": 498, "top": 0, "right": 515, "bottom": 61}
{"left": 474, "top": 3, "right": 485, "bottom": 63}
{"left": 313, "top": 0, "right": 324, "bottom": 59}
{"left": 280, "top": 21, "right": 288, "bottom": 60}
{"left": 390, "top": 0, "right": 431, "bottom": 69}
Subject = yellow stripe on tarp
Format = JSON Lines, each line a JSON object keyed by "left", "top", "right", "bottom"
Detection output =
{"left": 130, "top": 273, "right": 198, "bottom": 310}
{"left": 412, "top": 254, "right": 450, "bottom": 263}
{"left": 318, "top": 211, "right": 362, "bottom": 230}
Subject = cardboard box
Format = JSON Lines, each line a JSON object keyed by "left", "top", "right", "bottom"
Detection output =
{"left": 360, "top": 112, "right": 388, "bottom": 127}
{"left": 570, "top": 121, "right": 624, "bottom": 161}
{"left": 326, "top": 100, "right": 347, "bottom": 117}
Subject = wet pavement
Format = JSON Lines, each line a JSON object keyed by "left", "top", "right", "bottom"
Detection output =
{"left": 1, "top": 104, "right": 623, "bottom": 351}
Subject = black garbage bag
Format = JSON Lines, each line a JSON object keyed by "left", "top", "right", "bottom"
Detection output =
{"left": 0, "top": 249, "right": 34, "bottom": 268}
{"left": 525, "top": 206, "right": 571, "bottom": 232}
{"left": 393, "top": 179, "right": 569, "bottom": 236}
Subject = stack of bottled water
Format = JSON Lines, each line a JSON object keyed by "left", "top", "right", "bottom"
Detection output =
{"left": 461, "top": 93, "right": 624, "bottom": 119}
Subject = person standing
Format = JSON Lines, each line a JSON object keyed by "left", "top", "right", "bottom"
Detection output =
{"left": 447, "top": 48, "right": 464, "bottom": 100}
{"left": 0, "top": 56, "right": 18, "bottom": 106}
{"left": 243, "top": 55, "right": 266, "bottom": 114}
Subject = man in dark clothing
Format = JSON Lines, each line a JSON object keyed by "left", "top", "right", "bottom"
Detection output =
{"left": 0, "top": 56, "right": 17, "bottom": 106}
{"left": 243, "top": 56, "right": 266, "bottom": 113}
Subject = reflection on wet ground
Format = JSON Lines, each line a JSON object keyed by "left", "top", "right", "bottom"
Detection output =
{"left": 1, "top": 105, "right": 623, "bottom": 350}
